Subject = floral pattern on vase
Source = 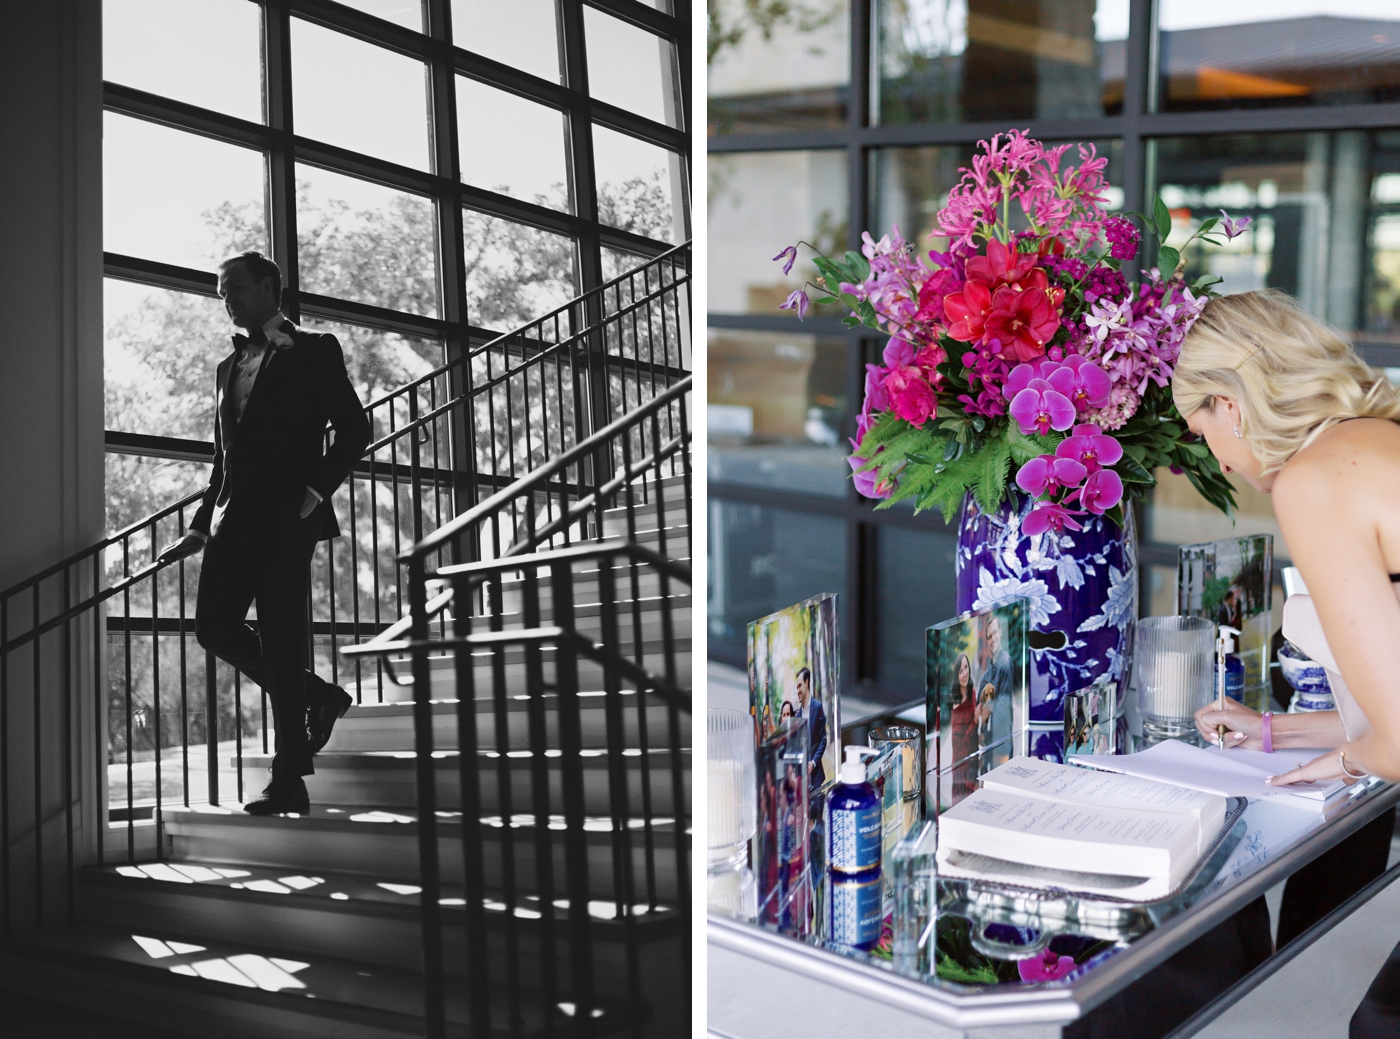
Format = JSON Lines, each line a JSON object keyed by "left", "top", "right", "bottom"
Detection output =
{"left": 955, "top": 494, "right": 1138, "bottom": 726}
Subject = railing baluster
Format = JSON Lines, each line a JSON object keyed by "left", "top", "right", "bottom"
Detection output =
{"left": 178, "top": 510, "right": 190, "bottom": 808}
{"left": 1, "top": 599, "right": 9, "bottom": 927}
{"left": 205, "top": 650, "right": 219, "bottom": 807}
{"left": 150, "top": 518, "right": 163, "bottom": 859}
{"left": 122, "top": 539, "right": 134, "bottom": 863}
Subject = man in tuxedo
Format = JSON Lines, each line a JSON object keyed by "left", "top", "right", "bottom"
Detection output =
{"left": 158, "top": 251, "right": 370, "bottom": 815}
{"left": 981, "top": 614, "right": 1015, "bottom": 764}
{"left": 794, "top": 666, "right": 827, "bottom": 792}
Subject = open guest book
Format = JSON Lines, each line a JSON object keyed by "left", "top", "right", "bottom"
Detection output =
{"left": 936, "top": 757, "right": 1229, "bottom": 900}
{"left": 1070, "top": 739, "right": 1350, "bottom": 813}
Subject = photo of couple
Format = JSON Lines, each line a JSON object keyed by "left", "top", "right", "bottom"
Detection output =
{"left": 926, "top": 602, "right": 1029, "bottom": 814}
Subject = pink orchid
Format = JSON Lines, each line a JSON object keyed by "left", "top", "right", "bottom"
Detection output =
{"left": 1046, "top": 355, "right": 1111, "bottom": 412}
{"left": 1015, "top": 454, "right": 1088, "bottom": 496}
{"left": 1077, "top": 467, "right": 1124, "bottom": 514}
{"left": 883, "top": 366, "right": 938, "bottom": 427}
{"left": 1008, "top": 380, "right": 1076, "bottom": 436}
{"left": 1022, "top": 502, "right": 1083, "bottom": 536}
{"left": 1018, "top": 947, "right": 1078, "bottom": 983}
{"left": 1056, "top": 423, "right": 1124, "bottom": 471}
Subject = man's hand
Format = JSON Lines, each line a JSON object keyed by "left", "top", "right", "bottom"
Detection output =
{"left": 157, "top": 534, "right": 205, "bottom": 565}
{"left": 299, "top": 488, "right": 320, "bottom": 519}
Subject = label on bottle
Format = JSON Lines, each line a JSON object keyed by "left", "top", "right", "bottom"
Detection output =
{"left": 829, "top": 801, "right": 882, "bottom": 873}
{"left": 1225, "top": 657, "right": 1245, "bottom": 703}
{"left": 830, "top": 870, "right": 882, "bottom": 949}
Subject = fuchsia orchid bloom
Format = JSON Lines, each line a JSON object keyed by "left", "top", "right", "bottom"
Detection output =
{"left": 1077, "top": 468, "right": 1125, "bottom": 514}
{"left": 1015, "top": 454, "right": 1088, "bottom": 496}
{"left": 1018, "top": 948, "right": 1078, "bottom": 983}
{"left": 1022, "top": 502, "right": 1083, "bottom": 536}
{"left": 1055, "top": 423, "right": 1124, "bottom": 471}
{"left": 1046, "top": 355, "right": 1112, "bottom": 412}
{"left": 1008, "top": 379, "right": 1076, "bottom": 436}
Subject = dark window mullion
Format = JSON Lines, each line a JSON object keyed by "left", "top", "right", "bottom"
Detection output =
{"left": 559, "top": 0, "right": 602, "bottom": 296}
{"left": 265, "top": 0, "right": 300, "bottom": 319}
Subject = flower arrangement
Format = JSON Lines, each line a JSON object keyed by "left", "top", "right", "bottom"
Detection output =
{"left": 773, "top": 131, "right": 1243, "bottom": 532}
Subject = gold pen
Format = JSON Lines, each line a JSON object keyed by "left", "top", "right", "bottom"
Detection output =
{"left": 1216, "top": 626, "right": 1240, "bottom": 751}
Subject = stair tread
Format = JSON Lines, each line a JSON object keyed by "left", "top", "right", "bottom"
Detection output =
{"left": 163, "top": 802, "right": 680, "bottom": 835}
{"left": 0, "top": 920, "right": 625, "bottom": 1033}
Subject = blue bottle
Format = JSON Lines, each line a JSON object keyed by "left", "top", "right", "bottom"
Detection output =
{"left": 1220, "top": 625, "right": 1244, "bottom": 703}
{"left": 829, "top": 746, "right": 882, "bottom": 949}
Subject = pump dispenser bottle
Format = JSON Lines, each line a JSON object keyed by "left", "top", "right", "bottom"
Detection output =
{"left": 828, "top": 745, "right": 882, "bottom": 949}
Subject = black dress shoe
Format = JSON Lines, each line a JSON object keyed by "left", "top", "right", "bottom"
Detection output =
{"left": 308, "top": 684, "right": 354, "bottom": 755}
{"left": 244, "top": 776, "right": 310, "bottom": 816}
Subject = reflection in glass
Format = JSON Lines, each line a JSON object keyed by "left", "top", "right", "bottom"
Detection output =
{"left": 875, "top": 0, "right": 1130, "bottom": 125}
{"left": 452, "top": 0, "right": 560, "bottom": 83}
{"left": 334, "top": 0, "right": 422, "bottom": 31}
{"left": 291, "top": 18, "right": 430, "bottom": 170}
{"left": 105, "top": 279, "right": 230, "bottom": 440}
{"left": 457, "top": 79, "right": 570, "bottom": 211}
{"left": 708, "top": 150, "right": 847, "bottom": 316}
{"left": 593, "top": 125, "right": 683, "bottom": 243}
{"left": 878, "top": 525, "right": 958, "bottom": 695}
{"left": 1156, "top": 2, "right": 1400, "bottom": 112}
{"left": 583, "top": 7, "right": 680, "bottom": 127}
{"left": 707, "top": 0, "right": 850, "bottom": 134}
{"left": 462, "top": 211, "right": 577, "bottom": 330}
{"left": 708, "top": 329, "right": 850, "bottom": 498}
{"left": 103, "top": 0, "right": 263, "bottom": 122}
{"left": 104, "top": 112, "right": 267, "bottom": 272}
{"left": 871, "top": 140, "right": 1123, "bottom": 249}
{"left": 707, "top": 501, "right": 848, "bottom": 668}
{"left": 602, "top": 246, "right": 648, "bottom": 282}
{"left": 296, "top": 164, "right": 440, "bottom": 317}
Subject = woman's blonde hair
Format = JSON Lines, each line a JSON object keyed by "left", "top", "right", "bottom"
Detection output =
{"left": 1172, "top": 289, "right": 1400, "bottom": 474}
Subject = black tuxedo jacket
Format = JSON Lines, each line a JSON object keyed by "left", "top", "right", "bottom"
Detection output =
{"left": 191, "top": 324, "right": 371, "bottom": 541}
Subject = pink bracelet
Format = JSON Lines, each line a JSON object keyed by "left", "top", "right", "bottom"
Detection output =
{"left": 1262, "top": 711, "right": 1274, "bottom": 753}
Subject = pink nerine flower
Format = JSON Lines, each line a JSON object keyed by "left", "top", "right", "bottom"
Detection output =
{"left": 1008, "top": 379, "right": 1076, "bottom": 436}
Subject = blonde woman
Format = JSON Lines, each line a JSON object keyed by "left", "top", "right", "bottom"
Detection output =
{"left": 1174, "top": 289, "right": 1400, "bottom": 1029}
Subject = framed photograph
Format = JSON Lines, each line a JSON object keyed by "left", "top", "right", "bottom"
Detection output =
{"left": 1178, "top": 535, "right": 1273, "bottom": 710}
{"left": 1063, "top": 677, "right": 1119, "bottom": 757}
{"left": 755, "top": 722, "right": 811, "bottom": 934}
{"left": 747, "top": 593, "right": 839, "bottom": 800}
{"left": 925, "top": 601, "right": 1029, "bottom": 816}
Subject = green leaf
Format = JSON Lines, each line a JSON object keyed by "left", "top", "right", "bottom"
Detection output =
{"left": 972, "top": 436, "right": 1012, "bottom": 515}
{"left": 1154, "top": 196, "right": 1173, "bottom": 242}
{"left": 1157, "top": 246, "right": 1180, "bottom": 274}
{"left": 1192, "top": 274, "right": 1223, "bottom": 291}
{"left": 842, "top": 250, "right": 870, "bottom": 282}
{"left": 1196, "top": 216, "right": 1220, "bottom": 235}
{"left": 1117, "top": 455, "right": 1155, "bottom": 485}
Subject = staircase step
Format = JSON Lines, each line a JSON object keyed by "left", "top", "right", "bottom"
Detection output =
{"left": 238, "top": 748, "right": 690, "bottom": 816}
{"left": 0, "top": 920, "right": 635, "bottom": 1038}
{"left": 78, "top": 862, "right": 682, "bottom": 981}
{"left": 325, "top": 691, "right": 691, "bottom": 754}
{"left": 164, "top": 805, "right": 685, "bottom": 900}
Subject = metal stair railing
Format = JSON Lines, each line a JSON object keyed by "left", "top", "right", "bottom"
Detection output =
{"left": 341, "top": 375, "right": 692, "bottom": 1039}
{"left": 0, "top": 244, "right": 690, "bottom": 937}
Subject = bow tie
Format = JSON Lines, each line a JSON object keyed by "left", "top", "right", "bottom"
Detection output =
{"left": 235, "top": 325, "right": 293, "bottom": 349}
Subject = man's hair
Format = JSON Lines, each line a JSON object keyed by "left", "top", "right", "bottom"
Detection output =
{"left": 796, "top": 667, "right": 812, "bottom": 687}
{"left": 220, "top": 251, "right": 282, "bottom": 304}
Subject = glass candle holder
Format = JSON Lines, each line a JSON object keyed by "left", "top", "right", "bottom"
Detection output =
{"left": 1135, "top": 615, "right": 1215, "bottom": 744}
{"left": 870, "top": 724, "right": 924, "bottom": 840}
{"left": 707, "top": 708, "right": 757, "bottom": 875}
{"left": 890, "top": 820, "right": 938, "bottom": 979}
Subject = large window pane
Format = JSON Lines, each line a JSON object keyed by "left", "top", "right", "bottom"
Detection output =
{"left": 708, "top": 501, "right": 849, "bottom": 672}
{"left": 1157, "top": 2, "right": 1400, "bottom": 113}
{"left": 871, "top": 139, "right": 1124, "bottom": 249}
{"left": 335, "top": 0, "right": 422, "bottom": 31}
{"left": 104, "top": 113, "right": 267, "bottom": 271}
{"left": 462, "top": 211, "right": 577, "bottom": 329}
{"left": 452, "top": 0, "right": 560, "bottom": 83}
{"left": 105, "top": 454, "right": 212, "bottom": 535}
{"left": 583, "top": 7, "right": 680, "bottom": 127}
{"left": 306, "top": 319, "right": 441, "bottom": 402}
{"left": 105, "top": 280, "right": 228, "bottom": 441}
{"left": 875, "top": 0, "right": 1130, "bottom": 125}
{"left": 707, "top": 0, "right": 850, "bottom": 135}
{"left": 877, "top": 524, "right": 958, "bottom": 697}
{"left": 593, "top": 125, "right": 683, "bottom": 243}
{"left": 708, "top": 329, "right": 850, "bottom": 497}
{"left": 291, "top": 18, "right": 430, "bottom": 170}
{"left": 296, "top": 164, "right": 440, "bottom": 317}
{"left": 457, "top": 78, "right": 570, "bottom": 211}
{"left": 707, "top": 150, "right": 847, "bottom": 316}
{"left": 104, "top": 0, "right": 262, "bottom": 122}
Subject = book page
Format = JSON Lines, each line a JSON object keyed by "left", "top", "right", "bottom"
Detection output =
{"left": 1071, "top": 739, "right": 1345, "bottom": 804}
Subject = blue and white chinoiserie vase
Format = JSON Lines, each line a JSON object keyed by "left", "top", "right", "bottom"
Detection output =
{"left": 954, "top": 494, "right": 1138, "bottom": 739}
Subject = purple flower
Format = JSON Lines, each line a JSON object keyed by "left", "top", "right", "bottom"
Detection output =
{"left": 1046, "top": 355, "right": 1112, "bottom": 412}
{"left": 1018, "top": 948, "right": 1078, "bottom": 983}
{"left": 1103, "top": 216, "right": 1140, "bottom": 261}
{"left": 1002, "top": 359, "right": 1062, "bottom": 400}
{"left": 779, "top": 289, "right": 811, "bottom": 320}
{"left": 1023, "top": 502, "right": 1083, "bottom": 536}
{"left": 883, "top": 337, "right": 916, "bottom": 368}
{"left": 1055, "top": 423, "right": 1124, "bottom": 472}
{"left": 1015, "top": 454, "right": 1088, "bottom": 496}
{"left": 1219, "top": 210, "right": 1252, "bottom": 240}
{"left": 1078, "top": 468, "right": 1124, "bottom": 514}
{"left": 772, "top": 245, "right": 798, "bottom": 275}
{"left": 861, "top": 363, "right": 889, "bottom": 419}
{"left": 1008, "top": 380, "right": 1076, "bottom": 436}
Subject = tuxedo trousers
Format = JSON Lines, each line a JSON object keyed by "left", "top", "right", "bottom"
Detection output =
{"left": 195, "top": 511, "right": 328, "bottom": 779}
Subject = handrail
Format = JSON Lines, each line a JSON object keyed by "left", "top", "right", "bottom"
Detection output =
{"left": 402, "top": 375, "right": 692, "bottom": 563}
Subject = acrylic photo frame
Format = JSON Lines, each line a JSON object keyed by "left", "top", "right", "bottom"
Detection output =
{"left": 1063, "top": 675, "right": 1119, "bottom": 757}
{"left": 1177, "top": 535, "right": 1273, "bottom": 711}
{"left": 925, "top": 600, "right": 1029, "bottom": 816}
{"left": 754, "top": 721, "right": 811, "bottom": 935}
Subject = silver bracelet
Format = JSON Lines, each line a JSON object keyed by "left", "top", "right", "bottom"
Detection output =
{"left": 1340, "top": 750, "right": 1367, "bottom": 780}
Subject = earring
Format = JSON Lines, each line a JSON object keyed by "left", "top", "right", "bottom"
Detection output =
{"left": 1233, "top": 427, "right": 1242, "bottom": 438}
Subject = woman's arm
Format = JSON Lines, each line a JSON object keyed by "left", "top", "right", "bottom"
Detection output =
{"left": 1194, "top": 699, "right": 1347, "bottom": 751}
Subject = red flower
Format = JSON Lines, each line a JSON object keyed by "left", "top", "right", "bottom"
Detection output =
{"left": 883, "top": 365, "right": 938, "bottom": 427}
{"left": 985, "top": 284, "right": 1061, "bottom": 362}
{"left": 965, "top": 238, "right": 1038, "bottom": 290}
{"left": 943, "top": 280, "right": 992, "bottom": 342}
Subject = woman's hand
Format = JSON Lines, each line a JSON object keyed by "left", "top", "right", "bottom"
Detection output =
{"left": 1266, "top": 746, "right": 1360, "bottom": 788}
{"left": 1193, "top": 698, "right": 1262, "bottom": 750}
